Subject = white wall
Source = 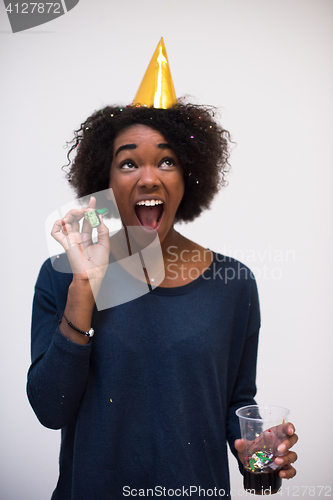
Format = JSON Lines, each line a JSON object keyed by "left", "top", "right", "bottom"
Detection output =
{"left": 1, "top": 0, "right": 332, "bottom": 498}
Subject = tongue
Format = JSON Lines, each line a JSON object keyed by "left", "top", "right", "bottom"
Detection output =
{"left": 135, "top": 205, "right": 163, "bottom": 229}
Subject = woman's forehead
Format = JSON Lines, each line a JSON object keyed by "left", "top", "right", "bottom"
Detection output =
{"left": 114, "top": 124, "right": 168, "bottom": 148}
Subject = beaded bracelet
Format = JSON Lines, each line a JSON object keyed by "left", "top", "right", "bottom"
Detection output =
{"left": 62, "top": 312, "right": 94, "bottom": 338}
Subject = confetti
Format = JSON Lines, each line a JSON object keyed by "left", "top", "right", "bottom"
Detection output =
{"left": 245, "top": 451, "right": 274, "bottom": 472}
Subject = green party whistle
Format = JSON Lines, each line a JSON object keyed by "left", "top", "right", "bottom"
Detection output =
{"left": 84, "top": 208, "right": 108, "bottom": 228}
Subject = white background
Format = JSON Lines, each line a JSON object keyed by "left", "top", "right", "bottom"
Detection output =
{"left": 1, "top": 0, "right": 332, "bottom": 498}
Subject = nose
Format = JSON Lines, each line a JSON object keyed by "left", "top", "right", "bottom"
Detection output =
{"left": 137, "top": 165, "right": 160, "bottom": 189}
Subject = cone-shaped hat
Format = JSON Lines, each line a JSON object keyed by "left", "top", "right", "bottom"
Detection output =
{"left": 133, "top": 38, "right": 177, "bottom": 109}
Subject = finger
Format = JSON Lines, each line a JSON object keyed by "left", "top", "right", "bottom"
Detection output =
{"left": 51, "top": 219, "right": 68, "bottom": 247}
{"left": 61, "top": 218, "right": 82, "bottom": 251}
{"left": 71, "top": 218, "right": 80, "bottom": 233}
{"left": 279, "top": 464, "right": 297, "bottom": 479}
{"left": 61, "top": 218, "right": 71, "bottom": 235}
{"left": 88, "top": 196, "right": 96, "bottom": 208}
{"left": 234, "top": 439, "right": 245, "bottom": 453}
{"left": 234, "top": 439, "right": 245, "bottom": 464}
{"left": 51, "top": 219, "right": 77, "bottom": 251}
{"left": 277, "top": 433, "right": 298, "bottom": 454}
{"left": 61, "top": 207, "right": 89, "bottom": 226}
{"left": 96, "top": 216, "right": 110, "bottom": 248}
{"left": 275, "top": 451, "right": 298, "bottom": 468}
{"left": 286, "top": 423, "right": 295, "bottom": 436}
{"left": 61, "top": 218, "right": 86, "bottom": 250}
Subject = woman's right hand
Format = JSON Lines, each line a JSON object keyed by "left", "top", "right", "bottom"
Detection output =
{"left": 51, "top": 196, "right": 110, "bottom": 285}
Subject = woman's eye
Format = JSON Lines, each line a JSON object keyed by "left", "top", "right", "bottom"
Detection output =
{"left": 160, "top": 158, "right": 175, "bottom": 169}
{"left": 120, "top": 161, "right": 136, "bottom": 169}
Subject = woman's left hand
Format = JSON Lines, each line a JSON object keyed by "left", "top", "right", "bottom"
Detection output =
{"left": 234, "top": 423, "right": 298, "bottom": 479}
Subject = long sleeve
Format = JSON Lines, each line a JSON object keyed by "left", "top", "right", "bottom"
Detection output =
{"left": 226, "top": 276, "right": 261, "bottom": 470}
{"left": 27, "top": 258, "right": 92, "bottom": 429}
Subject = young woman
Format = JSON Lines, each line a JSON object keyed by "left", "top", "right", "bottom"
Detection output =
{"left": 27, "top": 102, "right": 297, "bottom": 499}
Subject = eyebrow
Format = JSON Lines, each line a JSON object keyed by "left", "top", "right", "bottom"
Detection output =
{"left": 115, "top": 142, "right": 173, "bottom": 157}
{"left": 115, "top": 144, "right": 137, "bottom": 157}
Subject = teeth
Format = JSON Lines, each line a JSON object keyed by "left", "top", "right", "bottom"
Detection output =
{"left": 136, "top": 200, "right": 163, "bottom": 207}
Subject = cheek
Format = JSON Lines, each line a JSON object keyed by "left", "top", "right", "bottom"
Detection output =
{"left": 108, "top": 169, "right": 124, "bottom": 196}
{"left": 175, "top": 175, "right": 185, "bottom": 201}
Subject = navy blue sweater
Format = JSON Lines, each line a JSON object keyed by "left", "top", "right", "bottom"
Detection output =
{"left": 27, "top": 253, "right": 260, "bottom": 499}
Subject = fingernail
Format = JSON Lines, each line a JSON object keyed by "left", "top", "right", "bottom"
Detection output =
{"left": 279, "top": 471, "right": 286, "bottom": 478}
{"left": 278, "top": 444, "right": 286, "bottom": 453}
{"left": 275, "top": 457, "right": 283, "bottom": 465}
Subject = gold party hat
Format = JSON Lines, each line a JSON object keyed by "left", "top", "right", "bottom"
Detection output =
{"left": 133, "top": 38, "right": 177, "bottom": 109}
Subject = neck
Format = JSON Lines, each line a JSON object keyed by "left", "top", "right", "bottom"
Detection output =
{"left": 160, "top": 226, "right": 182, "bottom": 259}
{"left": 112, "top": 225, "right": 212, "bottom": 288}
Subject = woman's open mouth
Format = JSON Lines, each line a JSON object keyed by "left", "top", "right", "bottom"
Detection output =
{"left": 135, "top": 199, "right": 164, "bottom": 230}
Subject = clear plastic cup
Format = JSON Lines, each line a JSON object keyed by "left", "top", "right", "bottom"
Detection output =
{"left": 236, "top": 405, "right": 290, "bottom": 495}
